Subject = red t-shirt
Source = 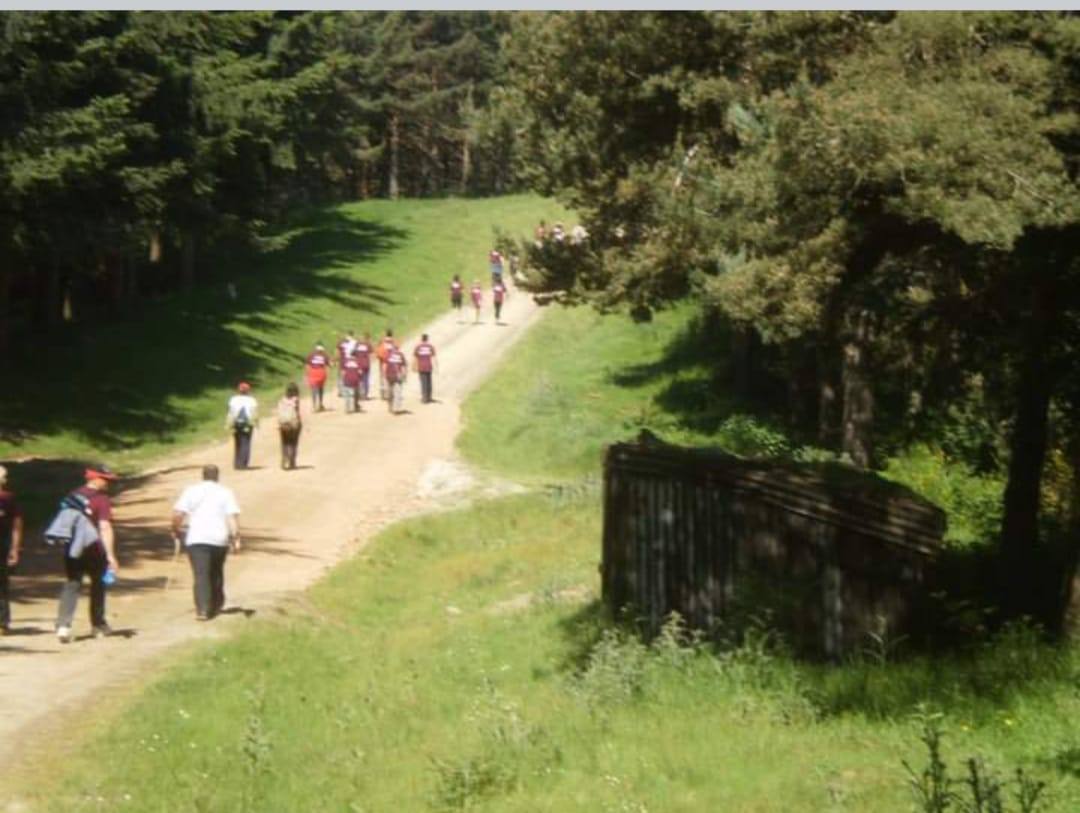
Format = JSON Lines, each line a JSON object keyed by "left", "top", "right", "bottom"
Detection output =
{"left": 73, "top": 485, "right": 112, "bottom": 530}
{"left": 307, "top": 351, "right": 330, "bottom": 368}
{"left": 353, "top": 342, "right": 372, "bottom": 370}
{"left": 413, "top": 342, "right": 436, "bottom": 373}
{"left": 0, "top": 490, "right": 22, "bottom": 540}
{"left": 385, "top": 349, "right": 407, "bottom": 382}
{"left": 471, "top": 285, "right": 482, "bottom": 305}
{"left": 450, "top": 280, "right": 463, "bottom": 298}
{"left": 492, "top": 283, "right": 506, "bottom": 303}
{"left": 342, "top": 356, "right": 362, "bottom": 387}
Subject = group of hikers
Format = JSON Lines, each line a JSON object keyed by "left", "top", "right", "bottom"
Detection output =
{"left": 226, "top": 327, "right": 441, "bottom": 473}
{"left": 0, "top": 257, "right": 516, "bottom": 643}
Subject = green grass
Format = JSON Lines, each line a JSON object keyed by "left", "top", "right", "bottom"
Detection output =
{"left": 458, "top": 304, "right": 803, "bottom": 483}
{"left": 12, "top": 225, "right": 1080, "bottom": 811}
{"left": 19, "top": 494, "right": 1080, "bottom": 812}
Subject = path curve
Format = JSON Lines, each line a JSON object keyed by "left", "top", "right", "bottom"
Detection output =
{"left": 0, "top": 289, "right": 542, "bottom": 789}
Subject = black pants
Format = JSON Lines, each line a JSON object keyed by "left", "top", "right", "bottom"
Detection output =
{"left": 280, "top": 427, "right": 301, "bottom": 469}
{"left": 188, "top": 544, "right": 229, "bottom": 618}
{"left": 311, "top": 383, "right": 325, "bottom": 410}
{"left": 57, "top": 544, "right": 107, "bottom": 629}
{"left": 0, "top": 538, "right": 10, "bottom": 629}
{"left": 233, "top": 429, "right": 253, "bottom": 469}
{"left": 419, "top": 371, "right": 433, "bottom": 403}
{"left": 494, "top": 301, "right": 503, "bottom": 321}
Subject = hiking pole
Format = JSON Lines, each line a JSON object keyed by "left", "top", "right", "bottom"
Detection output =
{"left": 164, "top": 535, "right": 183, "bottom": 591}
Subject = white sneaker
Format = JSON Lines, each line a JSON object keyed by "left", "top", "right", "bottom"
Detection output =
{"left": 56, "top": 626, "right": 72, "bottom": 644}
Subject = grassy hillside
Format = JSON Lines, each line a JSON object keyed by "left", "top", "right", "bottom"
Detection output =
{"left": 16, "top": 297, "right": 1080, "bottom": 811}
{"left": 458, "top": 303, "right": 805, "bottom": 482}
{"left": 0, "top": 195, "right": 566, "bottom": 472}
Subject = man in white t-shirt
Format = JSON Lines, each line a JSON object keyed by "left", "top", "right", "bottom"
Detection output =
{"left": 171, "top": 465, "right": 241, "bottom": 621}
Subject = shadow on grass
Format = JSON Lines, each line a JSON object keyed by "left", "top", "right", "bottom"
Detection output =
{"left": 607, "top": 314, "right": 758, "bottom": 437}
{"left": 554, "top": 598, "right": 615, "bottom": 672}
{"left": 0, "top": 209, "right": 406, "bottom": 455}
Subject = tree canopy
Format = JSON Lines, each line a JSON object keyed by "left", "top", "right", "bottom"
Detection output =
{"left": 506, "top": 11, "right": 1080, "bottom": 624}
{"left": 0, "top": 10, "right": 513, "bottom": 347}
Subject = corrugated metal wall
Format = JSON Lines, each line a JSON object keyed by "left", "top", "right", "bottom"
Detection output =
{"left": 602, "top": 440, "right": 945, "bottom": 658}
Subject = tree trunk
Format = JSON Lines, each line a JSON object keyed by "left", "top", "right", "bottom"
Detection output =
{"left": 816, "top": 294, "right": 843, "bottom": 448}
{"left": 999, "top": 283, "right": 1057, "bottom": 616}
{"left": 460, "top": 136, "right": 472, "bottom": 195}
{"left": 460, "top": 84, "right": 474, "bottom": 195}
{"left": 787, "top": 345, "right": 817, "bottom": 435}
{"left": 149, "top": 230, "right": 163, "bottom": 264}
{"left": 0, "top": 262, "right": 10, "bottom": 353}
{"left": 730, "top": 326, "right": 754, "bottom": 402}
{"left": 125, "top": 254, "right": 139, "bottom": 302}
{"left": 181, "top": 229, "right": 196, "bottom": 291}
{"left": 841, "top": 311, "right": 874, "bottom": 469}
{"left": 388, "top": 113, "right": 401, "bottom": 200}
{"left": 47, "top": 256, "right": 62, "bottom": 327}
{"left": 818, "top": 348, "right": 838, "bottom": 448}
{"left": 356, "top": 162, "right": 369, "bottom": 200}
{"left": 61, "top": 276, "right": 73, "bottom": 323}
{"left": 106, "top": 249, "right": 124, "bottom": 312}
{"left": 1062, "top": 437, "right": 1080, "bottom": 638}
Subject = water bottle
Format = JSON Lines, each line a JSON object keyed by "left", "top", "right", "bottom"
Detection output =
{"left": 102, "top": 568, "right": 117, "bottom": 587}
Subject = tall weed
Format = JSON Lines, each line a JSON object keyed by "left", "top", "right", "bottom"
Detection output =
{"left": 904, "top": 709, "right": 1049, "bottom": 813}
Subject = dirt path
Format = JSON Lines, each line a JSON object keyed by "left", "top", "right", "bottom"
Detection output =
{"left": 0, "top": 289, "right": 542, "bottom": 785}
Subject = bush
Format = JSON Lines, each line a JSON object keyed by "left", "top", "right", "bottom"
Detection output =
{"left": 883, "top": 444, "right": 1004, "bottom": 548}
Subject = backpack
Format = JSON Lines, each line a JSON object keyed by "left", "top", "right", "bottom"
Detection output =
{"left": 233, "top": 405, "right": 253, "bottom": 433}
{"left": 277, "top": 397, "right": 300, "bottom": 430}
{"left": 43, "top": 492, "right": 93, "bottom": 547}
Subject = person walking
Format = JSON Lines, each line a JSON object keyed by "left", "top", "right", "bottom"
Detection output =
{"left": 171, "top": 465, "right": 241, "bottom": 621}
{"left": 354, "top": 332, "right": 373, "bottom": 400}
{"left": 276, "top": 383, "right": 303, "bottom": 470}
{"left": 450, "top": 274, "right": 464, "bottom": 319}
{"left": 336, "top": 330, "right": 357, "bottom": 397}
{"left": 341, "top": 351, "right": 363, "bottom": 414}
{"left": 471, "top": 280, "right": 483, "bottom": 324}
{"left": 225, "top": 382, "right": 258, "bottom": 470}
{"left": 305, "top": 343, "right": 331, "bottom": 411}
{"left": 488, "top": 248, "right": 504, "bottom": 285}
{"left": 413, "top": 334, "right": 438, "bottom": 404}
{"left": 0, "top": 466, "right": 24, "bottom": 635}
{"left": 385, "top": 342, "right": 408, "bottom": 414}
{"left": 376, "top": 329, "right": 396, "bottom": 400}
{"left": 54, "top": 466, "right": 120, "bottom": 643}
{"left": 492, "top": 280, "right": 509, "bottom": 324}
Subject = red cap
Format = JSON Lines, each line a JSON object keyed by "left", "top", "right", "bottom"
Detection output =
{"left": 85, "top": 466, "right": 119, "bottom": 482}
{"left": 237, "top": 381, "right": 251, "bottom": 393}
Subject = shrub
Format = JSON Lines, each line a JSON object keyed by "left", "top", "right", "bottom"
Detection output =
{"left": 883, "top": 444, "right": 1003, "bottom": 548}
